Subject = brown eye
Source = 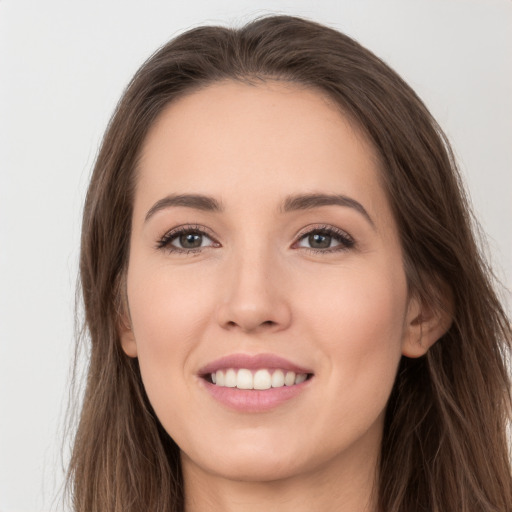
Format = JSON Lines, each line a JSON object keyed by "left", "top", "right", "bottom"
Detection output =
{"left": 177, "top": 233, "right": 204, "bottom": 249}
{"left": 296, "top": 227, "right": 354, "bottom": 252}
{"left": 157, "top": 227, "right": 218, "bottom": 252}
{"left": 308, "top": 233, "right": 332, "bottom": 249}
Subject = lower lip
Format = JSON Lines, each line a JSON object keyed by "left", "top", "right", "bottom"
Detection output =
{"left": 200, "top": 379, "right": 312, "bottom": 412}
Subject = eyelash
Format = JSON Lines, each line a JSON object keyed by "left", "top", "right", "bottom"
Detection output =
{"left": 156, "top": 224, "right": 355, "bottom": 254}
{"left": 294, "top": 224, "right": 355, "bottom": 253}
{"left": 156, "top": 225, "right": 219, "bottom": 254}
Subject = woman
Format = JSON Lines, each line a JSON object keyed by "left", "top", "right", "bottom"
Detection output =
{"left": 67, "top": 14, "right": 512, "bottom": 512}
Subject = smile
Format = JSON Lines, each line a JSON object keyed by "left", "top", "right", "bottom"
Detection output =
{"left": 209, "top": 368, "right": 309, "bottom": 389}
{"left": 198, "top": 353, "right": 314, "bottom": 411}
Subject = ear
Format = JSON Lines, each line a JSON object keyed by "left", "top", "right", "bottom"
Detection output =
{"left": 118, "top": 314, "right": 138, "bottom": 358}
{"left": 401, "top": 290, "right": 453, "bottom": 358}
{"left": 115, "top": 273, "right": 138, "bottom": 358}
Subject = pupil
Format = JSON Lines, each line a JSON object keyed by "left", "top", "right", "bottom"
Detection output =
{"left": 309, "top": 233, "right": 331, "bottom": 248}
{"left": 180, "top": 233, "right": 202, "bottom": 248}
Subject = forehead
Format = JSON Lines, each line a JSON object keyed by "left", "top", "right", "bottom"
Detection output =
{"left": 135, "top": 80, "right": 389, "bottom": 221}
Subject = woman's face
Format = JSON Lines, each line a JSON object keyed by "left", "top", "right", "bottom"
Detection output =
{"left": 121, "top": 80, "right": 425, "bottom": 484}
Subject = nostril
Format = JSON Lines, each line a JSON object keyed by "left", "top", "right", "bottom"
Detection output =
{"left": 224, "top": 319, "right": 276, "bottom": 330}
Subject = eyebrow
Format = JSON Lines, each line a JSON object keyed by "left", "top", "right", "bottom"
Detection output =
{"left": 282, "top": 193, "right": 375, "bottom": 228}
{"left": 145, "top": 194, "right": 223, "bottom": 222}
{"left": 145, "top": 192, "right": 375, "bottom": 228}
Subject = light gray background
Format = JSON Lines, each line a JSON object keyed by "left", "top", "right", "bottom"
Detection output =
{"left": 1, "top": 1, "right": 511, "bottom": 511}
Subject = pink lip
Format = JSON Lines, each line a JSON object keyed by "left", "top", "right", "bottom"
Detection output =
{"left": 197, "top": 353, "right": 314, "bottom": 413}
{"left": 201, "top": 380, "right": 311, "bottom": 412}
{"left": 198, "top": 353, "right": 312, "bottom": 375}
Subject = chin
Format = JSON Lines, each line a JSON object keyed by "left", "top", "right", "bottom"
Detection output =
{"left": 186, "top": 449, "right": 307, "bottom": 483}
{"left": 179, "top": 424, "right": 346, "bottom": 486}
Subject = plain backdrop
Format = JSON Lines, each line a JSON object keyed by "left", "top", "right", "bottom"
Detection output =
{"left": 1, "top": 1, "right": 511, "bottom": 511}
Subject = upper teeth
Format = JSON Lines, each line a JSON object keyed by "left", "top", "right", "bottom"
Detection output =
{"left": 211, "top": 369, "right": 307, "bottom": 390}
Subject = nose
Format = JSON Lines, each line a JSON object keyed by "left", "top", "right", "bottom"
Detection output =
{"left": 215, "top": 250, "right": 292, "bottom": 334}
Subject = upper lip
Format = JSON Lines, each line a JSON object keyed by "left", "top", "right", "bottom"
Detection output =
{"left": 198, "top": 353, "right": 313, "bottom": 376}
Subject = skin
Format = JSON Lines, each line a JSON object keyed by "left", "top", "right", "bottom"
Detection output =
{"left": 120, "top": 80, "right": 448, "bottom": 512}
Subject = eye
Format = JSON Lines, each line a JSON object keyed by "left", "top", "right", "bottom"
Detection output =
{"left": 295, "top": 226, "right": 354, "bottom": 252}
{"left": 157, "top": 226, "right": 219, "bottom": 253}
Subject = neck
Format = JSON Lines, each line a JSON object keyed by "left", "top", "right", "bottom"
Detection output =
{"left": 182, "top": 441, "right": 379, "bottom": 512}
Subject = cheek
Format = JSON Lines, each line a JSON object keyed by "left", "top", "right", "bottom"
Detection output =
{"left": 126, "top": 262, "right": 215, "bottom": 394}
{"left": 129, "top": 260, "right": 213, "bottom": 339}
{"left": 296, "top": 263, "right": 407, "bottom": 403}
{"left": 300, "top": 258, "right": 407, "bottom": 332}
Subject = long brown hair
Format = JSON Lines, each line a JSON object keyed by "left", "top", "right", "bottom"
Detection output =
{"left": 68, "top": 15, "right": 512, "bottom": 512}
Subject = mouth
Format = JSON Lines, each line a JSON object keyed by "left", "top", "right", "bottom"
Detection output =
{"left": 198, "top": 353, "right": 314, "bottom": 409}
{"left": 203, "top": 368, "right": 313, "bottom": 389}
